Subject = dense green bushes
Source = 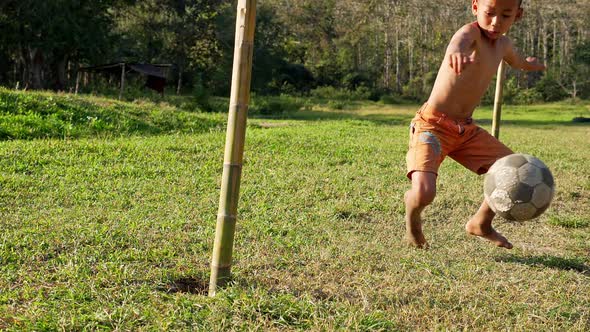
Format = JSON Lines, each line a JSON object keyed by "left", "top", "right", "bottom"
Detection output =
{"left": 249, "top": 95, "right": 308, "bottom": 116}
{"left": 310, "top": 86, "right": 372, "bottom": 101}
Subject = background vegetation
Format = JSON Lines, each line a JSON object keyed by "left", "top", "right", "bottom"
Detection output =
{"left": 1, "top": 0, "right": 589, "bottom": 102}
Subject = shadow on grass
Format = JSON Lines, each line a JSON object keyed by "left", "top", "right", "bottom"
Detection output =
{"left": 496, "top": 254, "right": 590, "bottom": 276}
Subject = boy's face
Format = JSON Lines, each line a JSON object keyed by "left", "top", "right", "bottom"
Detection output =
{"left": 472, "top": 0, "right": 523, "bottom": 40}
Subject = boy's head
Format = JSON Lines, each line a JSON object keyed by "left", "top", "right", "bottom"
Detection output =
{"left": 472, "top": 0, "right": 523, "bottom": 40}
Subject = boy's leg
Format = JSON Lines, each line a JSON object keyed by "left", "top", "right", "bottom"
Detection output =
{"left": 404, "top": 171, "right": 437, "bottom": 248}
{"left": 465, "top": 200, "right": 513, "bottom": 249}
{"left": 448, "top": 125, "right": 513, "bottom": 249}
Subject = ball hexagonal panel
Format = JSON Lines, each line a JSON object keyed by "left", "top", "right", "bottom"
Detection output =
{"left": 510, "top": 202, "right": 537, "bottom": 221}
{"left": 523, "top": 154, "right": 547, "bottom": 169}
{"left": 531, "top": 182, "right": 554, "bottom": 209}
{"left": 494, "top": 166, "right": 519, "bottom": 192}
{"left": 490, "top": 188, "right": 513, "bottom": 213}
{"left": 541, "top": 167, "right": 555, "bottom": 188}
{"left": 509, "top": 182, "right": 533, "bottom": 203}
{"left": 484, "top": 193, "right": 496, "bottom": 211}
{"left": 518, "top": 163, "right": 543, "bottom": 186}
{"left": 532, "top": 202, "right": 551, "bottom": 219}
{"left": 484, "top": 173, "right": 497, "bottom": 198}
{"left": 502, "top": 154, "right": 528, "bottom": 169}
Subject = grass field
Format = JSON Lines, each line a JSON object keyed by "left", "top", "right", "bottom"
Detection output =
{"left": 0, "top": 89, "right": 589, "bottom": 330}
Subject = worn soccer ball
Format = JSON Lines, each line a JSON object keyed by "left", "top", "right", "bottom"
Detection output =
{"left": 484, "top": 154, "right": 555, "bottom": 221}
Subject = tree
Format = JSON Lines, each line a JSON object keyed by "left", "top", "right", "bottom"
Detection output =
{"left": 0, "top": 0, "right": 123, "bottom": 89}
{"left": 556, "top": 41, "right": 590, "bottom": 99}
{"left": 0, "top": 0, "right": 588, "bottom": 98}
{"left": 112, "top": 0, "right": 226, "bottom": 93}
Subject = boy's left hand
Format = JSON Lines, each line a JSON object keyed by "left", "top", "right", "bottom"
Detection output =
{"left": 525, "top": 57, "right": 546, "bottom": 71}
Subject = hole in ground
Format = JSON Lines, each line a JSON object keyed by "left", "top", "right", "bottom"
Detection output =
{"left": 160, "top": 277, "right": 209, "bottom": 295}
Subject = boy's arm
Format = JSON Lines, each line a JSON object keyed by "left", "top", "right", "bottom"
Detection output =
{"left": 503, "top": 39, "right": 546, "bottom": 71}
{"left": 446, "top": 24, "right": 479, "bottom": 75}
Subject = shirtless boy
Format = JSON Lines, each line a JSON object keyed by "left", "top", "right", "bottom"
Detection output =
{"left": 404, "top": 0, "right": 545, "bottom": 249}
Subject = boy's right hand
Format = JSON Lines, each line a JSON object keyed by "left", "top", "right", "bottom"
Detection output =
{"left": 524, "top": 57, "right": 546, "bottom": 71}
{"left": 448, "top": 52, "right": 475, "bottom": 75}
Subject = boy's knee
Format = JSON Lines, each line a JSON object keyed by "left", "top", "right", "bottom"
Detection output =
{"left": 408, "top": 171, "right": 437, "bottom": 206}
{"left": 414, "top": 185, "right": 436, "bottom": 206}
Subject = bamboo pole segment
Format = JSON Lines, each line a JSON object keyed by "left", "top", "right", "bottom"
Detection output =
{"left": 209, "top": 0, "right": 257, "bottom": 297}
{"left": 492, "top": 60, "right": 506, "bottom": 139}
{"left": 119, "top": 63, "right": 125, "bottom": 100}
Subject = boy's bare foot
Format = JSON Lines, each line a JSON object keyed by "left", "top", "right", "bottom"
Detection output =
{"left": 465, "top": 220, "right": 513, "bottom": 249}
{"left": 405, "top": 230, "right": 429, "bottom": 249}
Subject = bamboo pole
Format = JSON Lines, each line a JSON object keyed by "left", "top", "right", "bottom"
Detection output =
{"left": 209, "top": 0, "right": 257, "bottom": 297}
{"left": 492, "top": 60, "right": 506, "bottom": 139}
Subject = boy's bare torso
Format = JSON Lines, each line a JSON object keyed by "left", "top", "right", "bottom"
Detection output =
{"left": 427, "top": 22, "right": 507, "bottom": 120}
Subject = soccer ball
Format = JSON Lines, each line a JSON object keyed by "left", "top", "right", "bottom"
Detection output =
{"left": 484, "top": 154, "right": 555, "bottom": 221}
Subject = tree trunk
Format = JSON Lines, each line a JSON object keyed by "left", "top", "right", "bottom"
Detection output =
{"left": 395, "top": 26, "right": 401, "bottom": 93}
{"left": 572, "top": 80, "right": 577, "bottom": 99}
{"left": 542, "top": 21, "right": 548, "bottom": 66}
{"left": 409, "top": 41, "right": 413, "bottom": 83}
{"left": 560, "top": 22, "right": 569, "bottom": 78}
{"left": 384, "top": 30, "right": 391, "bottom": 90}
{"left": 177, "top": 69, "right": 183, "bottom": 95}
{"left": 564, "top": 26, "right": 570, "bottom": 66}
{"left": 56, "top": 56, "right": 67, "bottom": 91}
{"left": 29, "top": 48, "right": 43, "bottom": 90}
{"left": 382, "top": 1, "right": 392, "bottom": 90}
{"left": 13, "top": 59, "right": 19, "bottom": 87}
{"left": 560, "top": 24, "right": 566, "bottom": 75}
{"left": 75, "top": 71, "right": 80, "bottom": 95}
{"left": 357, "top": 43, "right": 362, "bottom": 71}
{"left": 119, "top": 63, "right": 126, "bottom": 100}
{"left": 20, "top": 47, "right": 28, "bottom": 89}
{"left": 537, "top": 24, "right": 542, "bottom": 57}
{"left": 551, "top": 20, "right": 557, "bottom": 65}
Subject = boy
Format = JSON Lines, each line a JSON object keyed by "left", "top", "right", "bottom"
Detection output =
{"left": 404, "top": 0, "right": 545, "bottom": 249}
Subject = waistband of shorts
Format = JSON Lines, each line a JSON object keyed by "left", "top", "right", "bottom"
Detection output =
{"left": 417, "top": 103, "right": 473, "bottom": 125}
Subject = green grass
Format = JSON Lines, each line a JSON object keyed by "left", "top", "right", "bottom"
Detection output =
{"left": 0, "top": 90, "right": 589, "bottom": 330}
{"left": 0, "top": 88, "right": 226, "bottom": 139}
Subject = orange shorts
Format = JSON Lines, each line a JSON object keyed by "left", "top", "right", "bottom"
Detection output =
{"left": 406, "top": 103, "right": 513, "bottom": 179}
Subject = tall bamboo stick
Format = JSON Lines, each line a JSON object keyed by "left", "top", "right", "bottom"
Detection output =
{"left": 492, "top": 60, "right": 506, "bottom": 139}
{"left": 209, "top": 0, "right": 257, "bottom": 297}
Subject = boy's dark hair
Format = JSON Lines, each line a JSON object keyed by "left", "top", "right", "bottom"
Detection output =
{"left": 476, "top": 0, "right": 523, "bottom": 8}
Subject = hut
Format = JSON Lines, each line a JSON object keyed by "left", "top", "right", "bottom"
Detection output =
{"left": 76, "top": 62, "right": 172, "bottom": 99}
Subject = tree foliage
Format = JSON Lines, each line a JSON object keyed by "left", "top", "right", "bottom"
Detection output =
{"left": 0, "top": 0, "right": 122, "bottom": 89}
